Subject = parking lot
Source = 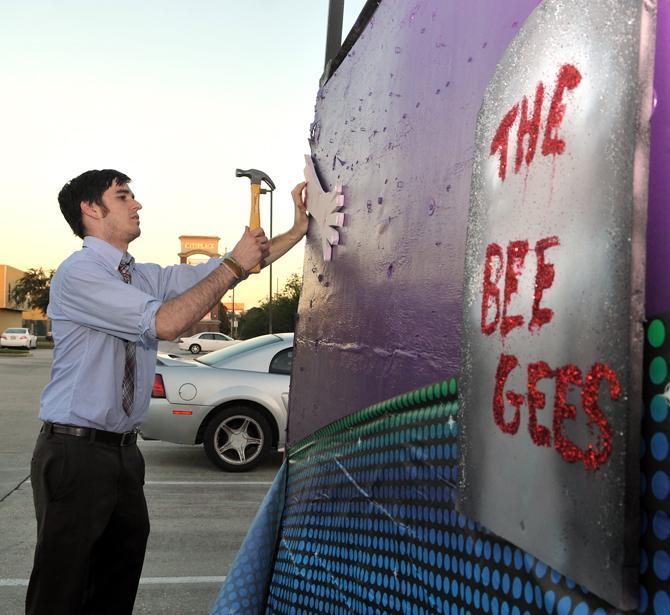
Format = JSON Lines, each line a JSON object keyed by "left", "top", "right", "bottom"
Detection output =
{"left": 0, "top": 347, "right": 282, "bottom": 614}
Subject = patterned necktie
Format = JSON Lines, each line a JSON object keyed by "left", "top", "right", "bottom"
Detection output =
{"left": 118, "top": 259, "right": 136, "bottom": 416}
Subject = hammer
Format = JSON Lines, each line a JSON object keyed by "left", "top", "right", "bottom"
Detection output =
{"left": 235, "top": 168, "right": 276, "bottom": 273}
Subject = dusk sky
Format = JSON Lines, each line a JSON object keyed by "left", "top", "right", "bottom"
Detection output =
{"left": 0, "top": 1, "right": 366, "bottom": 308}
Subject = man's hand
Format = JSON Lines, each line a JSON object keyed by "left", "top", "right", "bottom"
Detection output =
{"left": 236, "top": 177, "right": 310, "bottom": 271}
{"left": 231, "top": 226, "right": 270, "bottom": 274}
{"left": 291, "top": 181, "right": 309, "bottom": 238}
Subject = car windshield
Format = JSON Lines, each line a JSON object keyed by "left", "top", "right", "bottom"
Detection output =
{"left": 195, "top": 334, "right": 284, "bottom": 367}
{"left": 5, "top": 328, "right": 27, "bottom": 334}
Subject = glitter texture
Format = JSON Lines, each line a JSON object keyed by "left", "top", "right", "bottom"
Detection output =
{"left": 501, "top": 240, "right": 529, "bottom": 337}
{"left": 515, "top": 82, "right": 545, "bottom": 174}
{"left": 530, "top": 235, "right": 560, "bottom": 332}
{"left": 481, "top": 243, "right": 504, "bottom": 335}
{"left": 490, "top": 105, "right": 519, "bottom": 180}
{"left": 458, "top": 0, "right": 654, "bottom": 609}
{"left": 581, "top": 363, "right": 619, "bottom": 471}
{"left": 541, "top": 64, "right": 583, "bottom": 156}
{"left": 527, "top": 360, "right": 553, "bottom": 447}
{"left": 553, "top": 363, "right": 586, "bottom": 464}
{"left": 493, "top": 353, "right": 523, "bottom": 434}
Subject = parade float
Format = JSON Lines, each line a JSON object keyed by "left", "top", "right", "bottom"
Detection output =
{"left": 214, "top": 0, "right": 668, "bottom": 612}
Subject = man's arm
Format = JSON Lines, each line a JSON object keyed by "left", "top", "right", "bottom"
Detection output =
{"left": 262, "top": 182, "right": 309, "bottom": 267}
{"left": 155, "top": 227, "right": 268, "bottom": 340}
{"left": 155, "top": 182, "right": 307, "bottom": 340}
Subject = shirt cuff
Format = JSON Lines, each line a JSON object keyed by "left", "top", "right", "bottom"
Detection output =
{"left": 140, "top": 298, "right": 162, "bottom": 342}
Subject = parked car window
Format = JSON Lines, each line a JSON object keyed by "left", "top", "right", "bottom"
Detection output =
{"left": 212, "top": 333, "right": 231, "bottom": 341}
{"left": 200, "top": 333, "right": 214, "bottom": 340}
{"left": 269, "top": 348, "right": 293, "bottom": 375}
{"left": 197, "top": 334, "right": 283, "bottom": 367}
{"left": 5, "top": 328, "right": 27, "bottom": 334}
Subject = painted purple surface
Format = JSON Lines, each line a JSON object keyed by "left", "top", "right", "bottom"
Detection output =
{"left": 289, "top": 0, "right": 541, "bottom": 445}
{"left": 647, "top": 0, "right": 670, "bottom": 317}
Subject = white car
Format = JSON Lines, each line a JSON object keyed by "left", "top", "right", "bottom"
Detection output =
{"left": 1, "top": 327, "right": 37, "bottom": 349}
{"left": 177, "top": 331, "right": 238, "bottom": 354}
{"left": 142, "top": 333, "right": 293, "bottom": 471}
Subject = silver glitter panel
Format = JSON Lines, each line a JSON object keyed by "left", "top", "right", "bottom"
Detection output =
{"left": 457, "top": 0, "right": 656, "bottom": 609}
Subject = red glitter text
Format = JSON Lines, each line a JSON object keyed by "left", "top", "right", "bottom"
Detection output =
{"left": 493, "top": 354, "right": 618, "bottom": 471}
{"left": 481, "top": 236, "right": 560, "bottom": 337}
{"left": 490, "top": 63, "right": 582, "bottom": 180}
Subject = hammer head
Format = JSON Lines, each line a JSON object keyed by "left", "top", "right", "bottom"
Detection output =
{"left": 235, "top": 168, "right": 276, "bottom": 191}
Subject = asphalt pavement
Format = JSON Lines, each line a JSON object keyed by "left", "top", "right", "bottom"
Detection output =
{"left": 0, "top": 346, "right": 282, "bottom": 614}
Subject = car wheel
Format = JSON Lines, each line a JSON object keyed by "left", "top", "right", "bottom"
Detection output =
{"left": 203, "top": 406, "right": 271, "bottom": 472}
{"left": 189, "top": 343, "right": 201, "bottom": 354}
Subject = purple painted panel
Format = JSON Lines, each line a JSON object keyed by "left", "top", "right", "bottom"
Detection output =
{"left": 289, "top": 0, "right": 541, "bottom": 445}
{"left": 647, "top": 0, "right": 670, "bottom": 317}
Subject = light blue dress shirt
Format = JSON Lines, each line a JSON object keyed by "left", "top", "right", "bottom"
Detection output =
{"left": 40, "top": 236, "right": 222, "bottom": 432}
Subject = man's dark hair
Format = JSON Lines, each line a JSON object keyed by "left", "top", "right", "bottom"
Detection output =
{"left": 58, "top": 169, "right": 131, "bottom": 238}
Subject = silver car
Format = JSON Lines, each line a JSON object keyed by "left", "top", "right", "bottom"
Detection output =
{"left": 141, "top": 333, "right": 293, "bottom": 472}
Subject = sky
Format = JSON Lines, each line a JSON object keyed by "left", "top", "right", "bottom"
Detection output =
{"left": 0, "top": 0, "right": 366, "bottom": 309}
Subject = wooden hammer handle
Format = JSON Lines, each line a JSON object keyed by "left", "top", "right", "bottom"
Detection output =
{"left": 249, "top": 183, "right": 261, "bottom": 273}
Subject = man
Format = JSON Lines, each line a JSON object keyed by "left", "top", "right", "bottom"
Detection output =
{"left": 26, "top": 169, "right": 308, "bottom": 615}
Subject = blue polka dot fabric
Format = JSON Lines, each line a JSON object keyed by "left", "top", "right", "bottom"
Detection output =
{"left": 266, "top": 384, "right": 627, "bottom": 614}
{"left": 218, "top": 315, "right": 670, "bottom": 613}
{"left": 211, "top": 462, "right": 287, "bottom": 615}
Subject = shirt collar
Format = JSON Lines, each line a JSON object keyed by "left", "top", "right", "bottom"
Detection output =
{"left": 82, "top": 236, "right": 135, "bottom": 270}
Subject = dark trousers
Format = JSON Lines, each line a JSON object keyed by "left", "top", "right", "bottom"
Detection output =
{"left": 26, "top": 431, "right": 150, "bottom": 615}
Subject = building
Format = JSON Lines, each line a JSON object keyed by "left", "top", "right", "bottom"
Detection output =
{"left": 177, "top": 235, "right": 240, "bottom": 337}
{"left": 0, "top": 265, "right": 49, "bottom": 335}
{"left": 0, "top": 265, "right": 25, "bottom": 331}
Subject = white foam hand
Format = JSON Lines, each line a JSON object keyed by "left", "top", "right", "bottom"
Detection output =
{"left": 303, "top": 155, "right": 345, "bottom": 261}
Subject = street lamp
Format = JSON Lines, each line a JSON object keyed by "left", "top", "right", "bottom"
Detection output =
{"left": 231, "top": 286, "right": 236, "bottom": 338}
{"left": 222, "top": 248, "right": 235, "bottom": 338}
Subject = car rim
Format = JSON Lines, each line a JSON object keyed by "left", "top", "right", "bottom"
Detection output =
{"left": 213, "top": 415, "right": 264, "bottom": 465}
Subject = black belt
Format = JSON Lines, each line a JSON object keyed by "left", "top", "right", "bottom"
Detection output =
{"left": 42, "top": 422, "right": 138, "bottom": 446}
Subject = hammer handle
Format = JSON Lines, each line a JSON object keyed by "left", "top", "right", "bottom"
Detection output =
{"left": 249, "top": 183, "right": 261, "bottom": 273}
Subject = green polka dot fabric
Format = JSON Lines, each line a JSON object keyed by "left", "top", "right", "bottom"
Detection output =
{"left": 641, "top": 314, "right": 670, "bottom": 613}
{"left": 260, "top": 333, "right": 670, "bottom": 615}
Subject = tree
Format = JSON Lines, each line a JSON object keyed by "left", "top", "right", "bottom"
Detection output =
{"left": 10, "top": 268, "right": 54, "bottom": 315}
{"left": 237, "top": 307, "right": 268, "bottom": 339}
{"left": 237, "top": 273, "right": 302, "bottom": 339}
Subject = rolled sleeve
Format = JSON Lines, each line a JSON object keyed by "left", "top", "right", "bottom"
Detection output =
{"left": 52, "top": 261, "right": 163, "bottom": 343}
{"left": 153, "top": 258, "right": 222, "bottom": 301}
{"left": 138, "top": 298, "right": 161, "bottom": 342}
